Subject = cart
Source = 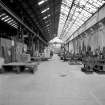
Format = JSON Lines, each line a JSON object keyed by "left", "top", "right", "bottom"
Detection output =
{"left": 81, "top": 57, "right": 96, "bottom": 72}
{"left": 0, "top": 62, "right": 38, "bottom": 74}
{"left": 93, "top": 59, "right": 105, "bottom": 72}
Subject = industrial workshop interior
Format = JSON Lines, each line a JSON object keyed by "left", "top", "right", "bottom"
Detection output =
{"left": 1, "top": 0, "right": 105, "bottom": 105}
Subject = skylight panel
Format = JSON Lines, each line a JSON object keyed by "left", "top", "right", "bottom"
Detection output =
{"left": 76, "top": 18, "right": 84, "bottom": 23}
{"left": 47, "top": 14, "right": 50, "bottom": 17}
{"left": 82, "top": 9, "right": 92, "bottom": 17}
{"left": 60, "top": 20, "right": 65, "bottom": 23}
{"left": 75, "top": 8, "right": 82, "bottom": 13}
{"left": 81, "top": 10, "right": 88, "bottom": 16}
{"left": 86, "top": 2, "right": 97, "bottom": 13}
{"left": 38, "top": 1, "right": 44, "bottom": 5}
{"left": 45, "top": 21, "right": 49, "bottom": 24}
{"left": 70, "top": 6, "right": 77, "bottom": 15}
{"left": 0, "top": 12, "right": 18, "bottom": 29}
{"left": 62, "top": 0, "right": 73, "bottom": 7}
{"left": 60, "top": 16, "right": 66, "bottom": 20}
{"left": 46, "top": 24, "right": 50, "bottom": 27}
{"left": 61, "top": 11, "right": 68, "bottom": 16}
{"left": 88, "top": 0, "right": 98, "bottom": 6}
{"left": 61, "top": 12, "right": 68, "bottom": 17}
{"left": 74, "top": 12, "right": 80, "bottom": 17}
{"left": 61, "top": 7, "right": 69, "bottom": 14}
{"left": 96, "top": 0, "right": 103, "bottom": 6}
{"left": 62, "top": 3, "right": 70, "bottom": 9}
{"left": 38, "top": 0, "right": 47, "bottom": 5}
{"left": 60, "top": 15, "right": 64, "bottom": 19}
{"left": 74, "top": 21, "right": 81, "bottom": 26}
{"left": 79, "top": 0, "right": 88, "bottom": 5}
{"left": 78, "top": 15, "right": 86, "bottom": 22}
{"left": 89, "top": 0, "right": 94, "bottom": 3}
{"left": 60, "top": 14, "right": 67, "bottom": 18}
{"left": 3, "top": 18, "right": 11, "bottom": 22}
{"left": 1, "top": 15, "right": 9, "bottom": 20}
{"left": 43, "top": 16, "right": 47, "bottom": 19}
{"left": 41, "top": 7, "right": 49, "bottom": 13}
{"left": 101, "top": 0, "right": 105, "bottom": 4}
{"left": 43, "top": 14, "right": 50, "bottom": 20}
{"left": 58, "top": 0, "right": 105, "bottom": 40}
{"left": 93, "top": 2, "right": 101, "bottom": 7}
{"left": 0, "top": 13, "right": 6, "bottom": 17}
{"left": 61, "top": 3, "right": 69, "bottom": 10}
{"left": 72, "top": 16, "right": 77, "bottom": 20}
{"left": 7, "top": 19, "right": 14, "bottom": 24}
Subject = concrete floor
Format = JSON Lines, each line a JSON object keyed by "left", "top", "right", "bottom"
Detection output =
{"left": 0, "top": 54, "right": 105, "bottom": 105}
